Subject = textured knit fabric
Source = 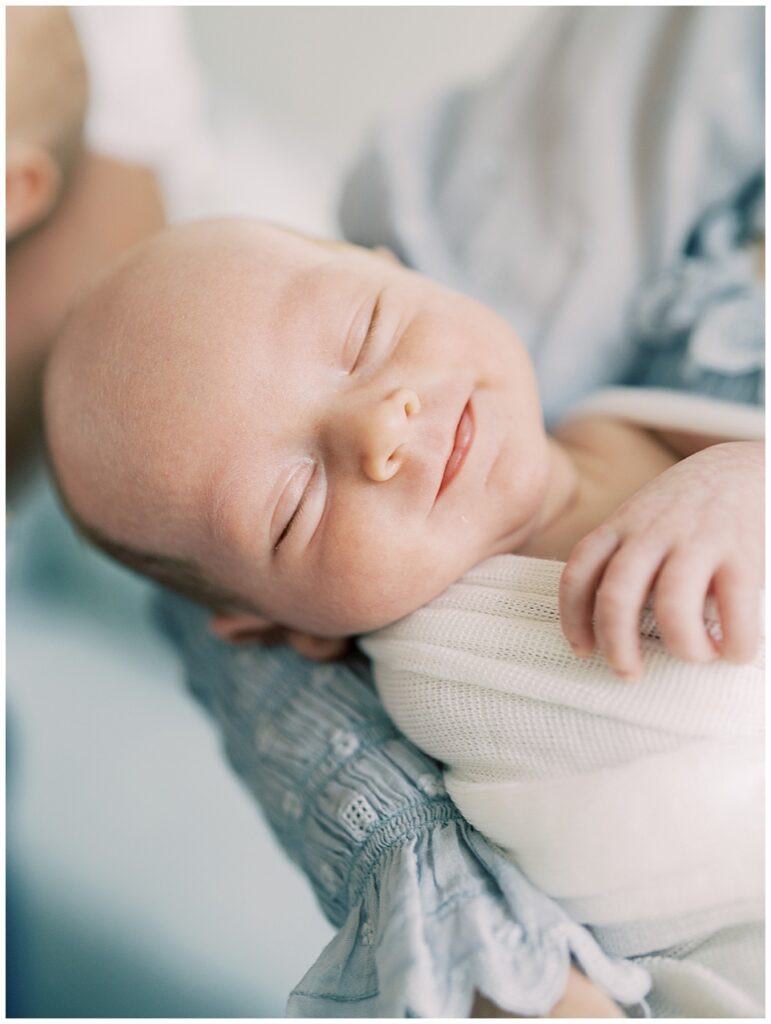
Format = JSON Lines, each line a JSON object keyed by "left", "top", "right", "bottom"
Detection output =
{"left": 364, "top": 554, "right": 764, "bottom": 1017}
{"left": 155, "top": 596, "right": 650, "bottom": 1017}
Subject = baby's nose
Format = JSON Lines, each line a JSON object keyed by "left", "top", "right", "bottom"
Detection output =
{"left": 360, "top": 388, "right": 421, "bottom": 482}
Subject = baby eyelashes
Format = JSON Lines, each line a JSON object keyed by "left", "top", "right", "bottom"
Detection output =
{"left": 347, "top": 293, "right": 382, "bottom": 374}
{"left": 272, "top": 389, "right": 422, "bottom": 552}
{"left": 273, "top": 459, "right": 317, "bottom": 551}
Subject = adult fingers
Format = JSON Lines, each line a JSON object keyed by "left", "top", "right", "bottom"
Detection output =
{"left": 560, "top": 525, "right": 619, "bottom": 656}
{"left": 712, "top": 563, "right": 761, "bottom": 663}
{"left": 653, "top": 549, "right": 720, "bottom": 664}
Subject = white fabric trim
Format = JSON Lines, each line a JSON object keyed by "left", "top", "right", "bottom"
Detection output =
{"left": 566, "top": 386, "right": 765, "bottom": 441}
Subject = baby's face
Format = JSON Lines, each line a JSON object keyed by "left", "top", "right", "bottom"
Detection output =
{"left": 49, "top": 221, "right": 550, "bottom": 635}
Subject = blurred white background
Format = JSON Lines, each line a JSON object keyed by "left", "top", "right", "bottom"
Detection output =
{"left": 189, "top": 6, "right": 539, "bottom": 172}
{"left": 7, "top": 6, "right": 539, "bottom": 1018}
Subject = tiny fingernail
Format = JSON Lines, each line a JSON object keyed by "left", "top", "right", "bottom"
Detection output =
{"left": 570, "top": 643, "right": 589, "bottom": 658}
{"left": 617, "top": 669, "right": 640, "bottom": 682}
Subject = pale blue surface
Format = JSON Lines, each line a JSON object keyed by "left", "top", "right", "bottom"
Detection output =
{"left": 7, "top": 475, "right": 334, "bottom": 1017}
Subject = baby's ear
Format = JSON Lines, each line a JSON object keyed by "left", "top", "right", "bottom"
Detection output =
{"left": 208, "top": 611, "right": 283, "bottom": 646}
{"left": 208, "top": 611, "right": 350, "bottom": 661}
{"left": 6, "top": 141, "right": 61, "bottom": 240}
{"left": 283, "top": 632, "right": 351, "bottom": 662}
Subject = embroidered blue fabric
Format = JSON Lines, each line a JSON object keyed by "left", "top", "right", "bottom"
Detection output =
{"left": 155, "top": 597, "right": 650, "bottom": 1017}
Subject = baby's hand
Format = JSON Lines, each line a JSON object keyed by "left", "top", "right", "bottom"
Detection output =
{"left": 559, "top": 441, "right": 764, "bottom": 679}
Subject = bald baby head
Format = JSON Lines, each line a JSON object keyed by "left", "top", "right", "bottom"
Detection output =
{"left": 44, "top": 219, "right": 346, "bottom": 609}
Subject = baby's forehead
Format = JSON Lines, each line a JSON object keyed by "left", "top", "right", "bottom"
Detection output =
{"left": 75, "top": 222, "right": 386, "bottom": 387}
{"left": 175, "top": 227, "right": 377, "bottom": 319}
{"left": 168, "top": 223, "right": 336, "bottom": 291}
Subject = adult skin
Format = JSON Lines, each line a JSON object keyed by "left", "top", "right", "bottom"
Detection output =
{"left": 472, "top": 973, "right": 624, "bottom": 1018}
{"left": 7, "top": 151, "right": 164, "bottom": 484}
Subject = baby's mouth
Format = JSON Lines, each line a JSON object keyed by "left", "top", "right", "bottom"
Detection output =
{"left": 435, "top": 398, "right": 474, "bottom": 502}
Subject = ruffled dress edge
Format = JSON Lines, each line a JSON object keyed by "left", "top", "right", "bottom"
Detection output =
{"left": 287, "top": 812, "right": 650, "bottom": 1017}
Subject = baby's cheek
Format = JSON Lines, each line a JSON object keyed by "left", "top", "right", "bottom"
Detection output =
{"left": 320, "top": 519, "right": 438, "bottom": 632}
{"left": 331, "top": 537, "right": 410, "bottom": 628}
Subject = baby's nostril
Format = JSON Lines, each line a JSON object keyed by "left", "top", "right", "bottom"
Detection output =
{"left": 404, "top": 393, "right": 421, "bottom": 416}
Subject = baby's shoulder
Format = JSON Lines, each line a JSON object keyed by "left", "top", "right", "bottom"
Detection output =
{"left": 554, "top": 412, "right": 653, "bottom": 456}
{"left": 554, "top": 413, "right": 678, "bottom": 487}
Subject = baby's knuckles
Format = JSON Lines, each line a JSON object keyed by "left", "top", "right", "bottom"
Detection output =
{"left": 566, "top": 522, "right": 619, "bottom": 572}
{"left": 594, "top": 575, "right": 634, "bottom": 627}
{"left": 654, "top": 592, "right": 715, "bottom": 662}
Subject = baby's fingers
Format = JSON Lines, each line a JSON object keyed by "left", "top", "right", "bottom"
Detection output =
{"left": 592, "top": 540, "right": 665, "bottom": 679}
{"left": 712, "top": 564, "right": 761, "bottom": 664}
{"left": 653, "top": 550, "right": 720, "bottom": 664}
{"left": 560, "top": 526, "right": 619, "bottom": 656}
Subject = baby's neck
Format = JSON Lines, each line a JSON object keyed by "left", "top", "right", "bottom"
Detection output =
{"left": 515, "top": 417, "right": 679, "bottom": 562}
{"left": 512, "top": 436, "right": 581, "bottom": 561}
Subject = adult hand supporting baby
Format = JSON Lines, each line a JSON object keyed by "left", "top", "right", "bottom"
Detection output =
{"left": 472, "top": 966, "right": 624, "bottom": 1017}
{"left": 559, "top": 439, "right": 764, "bottom": 680}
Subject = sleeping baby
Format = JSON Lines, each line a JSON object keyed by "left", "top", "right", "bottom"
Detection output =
{"left": 44, "top": 219, "right": 763, "bottom": 1016}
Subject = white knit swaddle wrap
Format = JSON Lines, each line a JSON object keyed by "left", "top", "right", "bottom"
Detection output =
{"left": 362, "top": 554, "right": 764, "bottom": 940}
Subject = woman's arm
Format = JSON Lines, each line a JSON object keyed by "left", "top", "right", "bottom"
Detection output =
{"left": 155, "top": 591, "right": 649, "bottom": 1018}
{"left": 472, "top": 966, "right": 625, "bottom": 1018}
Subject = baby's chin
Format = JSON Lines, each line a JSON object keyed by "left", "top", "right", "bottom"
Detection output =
{"left": 284, "top": 535, "right": 497, "bottom": 638}
{"left": 316, "top": 575, "right": 467, "bottom": 638}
